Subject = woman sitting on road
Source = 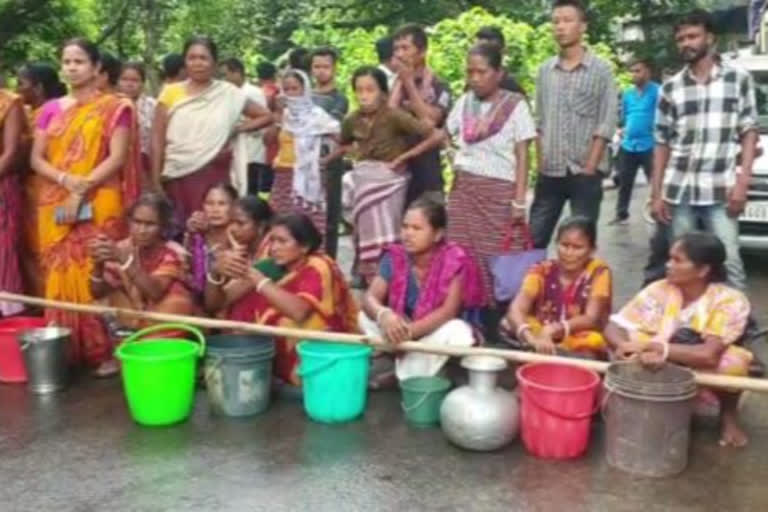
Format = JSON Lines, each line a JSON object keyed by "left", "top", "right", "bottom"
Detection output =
{"left": 183, "top": 182, "right": 238, "bottom": 295}
{"left": 503, "top": 216, "right": 613, "bottom": 359}
{"left": 606, "top": 232, "right": 753, "bottom": 448}
{"left": 89, "top": 193, "right": 196, "bottom": 375}
{"left": 203, "top": 195, "right": 275, "bottom": 314}
{"left": 360, "top": 199, "right": 486, "bottom": 389}
{"left": 209, "top": 213, "right": 358, "bottom": 388}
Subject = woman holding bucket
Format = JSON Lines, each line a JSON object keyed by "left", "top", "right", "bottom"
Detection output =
{"left": 89, "top": 193, "right": 197, "bottom": 374}
{"left": 606, "top": 232, "right": 753, "bottom": 448}
{"left": 211, "top": 213, "right": 358, "bottom": 387}
{"left": 503, "top": 217, "right": 613, "bottom": 359}
{"left": 203, "top": 195, "right": 275, "bottom": 314}
{"left": 360, "top": 199, "right": 486, "bottom": 389}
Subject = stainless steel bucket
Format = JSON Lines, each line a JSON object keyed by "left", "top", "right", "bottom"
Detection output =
{"left": 19, "top": 327, "right": 71, "bottom": 394}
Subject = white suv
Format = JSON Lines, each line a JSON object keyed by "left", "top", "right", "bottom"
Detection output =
{"left": 723, "top": 49, "right": 768, "bottom": 250}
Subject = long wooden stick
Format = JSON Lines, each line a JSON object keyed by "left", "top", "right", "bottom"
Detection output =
{"left": 3, "top": 291, "right": 768, "bottom": 393}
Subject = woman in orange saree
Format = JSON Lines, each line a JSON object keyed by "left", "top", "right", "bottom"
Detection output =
{"left": 17, "top": 63, "right": 68, "bottom": 297}
{"left": 212, "top": 213, "right": 358, "bottom": 388}
{"left": 0, "top": 89, "right": 25, "bottom": 316}
{"left": 30, "top": 39, "right": 140, "bottom": 369}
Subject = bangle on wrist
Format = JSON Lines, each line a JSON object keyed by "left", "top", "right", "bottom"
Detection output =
{"left": 560, "top": 319, "right": 571, "bottom": 340}
{"left": 119, "top": 254, "right": 134, "bottom": 272}
{"left": 376, "top": 307, "right": 391, "bottom": 325}
{"left": 256, "top": 277, "right": 272, "bottom": 293}
{"left": 512, "top": 200, "right": 527, "bottom": 209}
{"left": 206, "top": 272, "right": 225, "bottom": 285}
{"left": 58, "top": 173, "right": 67, "bottom": 186}
{"left": 90, "top": 274, "right": 104, "bottom": 283}
{"left": 516, "top": 323, "right": 531, "bottom": 340}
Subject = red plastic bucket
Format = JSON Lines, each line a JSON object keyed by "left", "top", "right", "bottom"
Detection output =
{"left": 517, "top": 362, "right": 601, "bottom": 459}
{"left": 0, "top": 317, "right": 48, "bottom": 383}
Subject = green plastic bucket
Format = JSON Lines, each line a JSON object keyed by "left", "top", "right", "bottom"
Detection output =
{"left": 115, "top": 324, "right": 205, "bottom": 426}
{"left": 400, "top": 376, "right": 452, "bottom": 427}
{"left": 297, "top": 341, "right": 372, "bottom": 423}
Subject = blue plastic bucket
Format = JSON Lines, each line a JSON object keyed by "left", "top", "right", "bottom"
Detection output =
{"left": 297, "top": 341, "right": 372, "bottom": 423}
{"left": 204, "top": 334, "right": 275, "bottom": 417}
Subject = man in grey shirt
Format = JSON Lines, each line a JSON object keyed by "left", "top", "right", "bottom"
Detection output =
{"left": 530, "top": 0, "right": 618, "bottom": 248}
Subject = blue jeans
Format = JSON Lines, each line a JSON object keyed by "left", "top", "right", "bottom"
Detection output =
{"left": 670, "top": 201, "right": 746, "bottom": 291}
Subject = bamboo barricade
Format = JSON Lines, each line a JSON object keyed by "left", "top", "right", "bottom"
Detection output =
{"left": 2, "top": 291, "right": 768, "bottom": 393}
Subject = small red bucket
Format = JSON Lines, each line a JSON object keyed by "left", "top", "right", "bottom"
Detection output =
{"left": 0, "top": 317, "right": 48, "bottom": 383}
{"left": 517, "top": 362, "right": 601, "bottom": 459}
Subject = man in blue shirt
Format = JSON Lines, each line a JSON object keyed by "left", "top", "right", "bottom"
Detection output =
{"left": 609, "top": 59, "right": 660, "bottom": 225}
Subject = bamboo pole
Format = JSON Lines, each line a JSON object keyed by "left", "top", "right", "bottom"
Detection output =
{"left": 3, "top": 291, "right": 768, "bottom": 393}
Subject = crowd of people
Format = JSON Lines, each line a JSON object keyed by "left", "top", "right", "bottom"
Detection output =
{"left": 0, "top": 1, "right": 760, "bottom": 447}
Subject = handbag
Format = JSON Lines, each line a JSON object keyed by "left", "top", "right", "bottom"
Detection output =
{"left": 488, "top": 221, "right": 547, "bottom": 303}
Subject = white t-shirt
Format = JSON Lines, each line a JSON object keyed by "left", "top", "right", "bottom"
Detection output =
{"left": 242, "top": 82, "right": 268, "bottom": 164}
{"left": 446, "top": 93, "right": 537, "bottom": 182}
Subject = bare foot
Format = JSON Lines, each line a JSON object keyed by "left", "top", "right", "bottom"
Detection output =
{"left": 719, "top": 412, "right": 749, "bottom": 448}
{"left": 368, "top": 370, "right": 397, "bottom": 391}
{"left": 93, "top": 360, "right": 119, "bottom": 378}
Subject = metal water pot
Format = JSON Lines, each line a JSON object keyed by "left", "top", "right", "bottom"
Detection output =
{"left": 19, "top": 327, "right": 71, "bottom": 394}
{"left": 440, "top": 356, "right": 519, "bottom": 451}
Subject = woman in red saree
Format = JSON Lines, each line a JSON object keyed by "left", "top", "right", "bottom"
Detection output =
{"left": 0, "top": 88, "right": 25, "bottom": 315}
{"left": 89, "top": 193, "right": 197, "bottom": 375}
{"left": 211, "top": 213, "right": 358, "bottom": 388}
{"left": 16, "top": 63, "right": 67, "bottom": 298}
{"left": 203, "top": 196, "right": 274, "bottom": 315}
{"left": 30, "top": 38, "right": 141, "bottom": 369}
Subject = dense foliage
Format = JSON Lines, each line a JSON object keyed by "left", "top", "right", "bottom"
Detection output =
{"left": 0, "top": 0, "right": 727, "bottom": 91}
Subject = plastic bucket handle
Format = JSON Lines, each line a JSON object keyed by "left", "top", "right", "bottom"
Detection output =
{"left": 204, "top": 353, "right": 224, "bottom": 384}
{"left": 297, "top": 357, "right": 339, "bottom": 379}
{"left": 120, "top": 323, "right": 206, "bottom": 357}
{"left": 522, "top": 387, "right": 601, "bottom": 421}
{"left": 401, "top": 390, "right": 435, "bottom": 413}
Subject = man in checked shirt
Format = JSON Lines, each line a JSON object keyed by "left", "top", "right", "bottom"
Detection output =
{"left": 651, "top": 9, "right": 759, "bottom": 291}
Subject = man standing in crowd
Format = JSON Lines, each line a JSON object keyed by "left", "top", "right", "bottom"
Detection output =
{"left": 221, "top": 58, "right": 269, "bottom": 196}
{"left": 530, "top": 0, "right": 618, "bottom": 248}
{"left": 161, "top": 53, "right": 186, "bottom": 84}
{"left": 390, "top": 23, "right": 452, "bottom": 204}
{"left": 376, "top": 36, "right": 398, "bottom": 90}
{"left": 309, "top": 47, "right": 349, "bottom": 257}
{"left": 255, "top": 61, "right": 280, "bottom": 198}
{"left": 652, "top": 10, "right": 758, "bottom": 291}
{"left": 609, "top": 58, "right": 659, "bottom": 225}
{"left": 310, "top": 47, "right": 349, "bottom": 122}
{"left": 475, "top": 26, "right": 526, "bottom": 96}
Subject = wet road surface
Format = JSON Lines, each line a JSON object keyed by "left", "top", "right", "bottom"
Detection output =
{"left": 2, "top": 188, "right": 768, "bottom": 511}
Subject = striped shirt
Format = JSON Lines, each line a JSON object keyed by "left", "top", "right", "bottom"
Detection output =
{"left": 655, "top": 64, "right": 758, "bottom": 206}
{"left": 535, "top": 50, "right": 618, "bottom": 177}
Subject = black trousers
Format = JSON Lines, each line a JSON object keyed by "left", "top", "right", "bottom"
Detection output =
{"left": 247, "top": 163, "right": 274, "bottom": 196}
{"left": 615, "top": 149, "right": 653, "bottom": 220}
{"left": 529, "top": 172, "right": 603, "bottom": 249}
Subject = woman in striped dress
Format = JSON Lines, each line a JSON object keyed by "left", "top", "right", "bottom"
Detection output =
{"left": 445, "top": 43, "right": 537, "bottom": 305}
